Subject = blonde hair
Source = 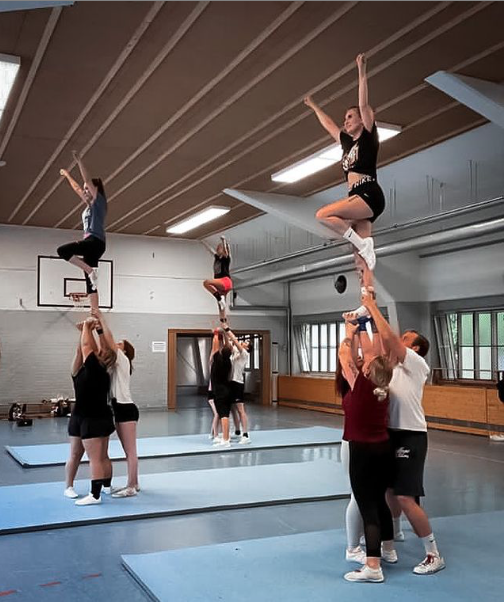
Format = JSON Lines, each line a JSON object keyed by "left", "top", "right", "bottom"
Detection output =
{"left": 368, "top": 356, "right": 393, "bottom": 402}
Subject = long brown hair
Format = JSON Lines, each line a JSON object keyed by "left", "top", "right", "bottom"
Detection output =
{"left": 122, "top": 340, "right": 135, "bottom": 375}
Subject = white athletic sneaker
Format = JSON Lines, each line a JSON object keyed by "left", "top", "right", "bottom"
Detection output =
{"left": 239, "top": 435, "right": 251, "bottom": 445}
{"left": 75, "top": 493, "right": 101, "bottom": 506}
{"left": 217, "top": 298, "right": 226, "bottom": 312}
{"left": 212, "top": 436, "right": 223, "bottom": 445}
{"left": 112, "top": 486, "right": 138, "bottom": 498}
{"left": 413, "top": 554, "right": 446, "bottom": 575}
{"left": 345, "top": 547, "right": 366, "bottom": 564}
{"left": 490, "top": 434, "right": 504, "bottom": 442}
{"left": 381, "top": 548, "right": 398, "bottom": 564}
{"left": 394, "top": 531, "right": 405, "bottom": 542}
{"left": 344, "top": 565, "right": 384, "bottom": 583}
{"left": 89, "top": 268, "right": 99, "bottom": 290}
{"left": 358, "top": 237, "right": 376, "bottom": 271}
{"left": 217, "top": 439, "right": 231, "bottom": 448}
{"left": 343, "top": 306, "right": 370, "bottom": 323}
{"left": 64, "top": 486, "right": 78, "bottom": 499}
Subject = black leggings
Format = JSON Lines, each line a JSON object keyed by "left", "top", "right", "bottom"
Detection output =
{"left": 57, "top": 236, "right": 105, "bottom": 293}
{"left": 349, "top": 439, "right": 394, "bottom": 558}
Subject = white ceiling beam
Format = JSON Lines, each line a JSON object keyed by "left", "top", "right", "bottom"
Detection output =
{"left": 223, "top": 188, "right": 335, "bottom": 240}
{"left": 426, "top": 71, "right": 504, "bottom": 129}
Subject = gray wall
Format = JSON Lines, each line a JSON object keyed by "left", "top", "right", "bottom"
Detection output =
{"left": 0, "top": 310, "right": 286, "bottom": 407}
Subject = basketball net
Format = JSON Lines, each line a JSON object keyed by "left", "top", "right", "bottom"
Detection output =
{"left": 69, "top": 293, "right": 88, "bottom": 309}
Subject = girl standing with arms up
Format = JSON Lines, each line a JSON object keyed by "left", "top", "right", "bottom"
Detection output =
{"left": 58, "top": 151, "right": 107, "bottom": 310}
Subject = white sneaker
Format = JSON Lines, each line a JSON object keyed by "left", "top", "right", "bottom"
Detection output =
{"left": 413, "top": 554, "right": 446, "bottom": 575}
{"left": 112, "top": 486, "right": 137, "bottom": 498}
{"left": 490, "top": 434, "right": 504, "bottom": 442}
{"left": 239, "top": 435, "right": 251, "bottom": 445}
{"left": 381, "top": 547, "right": 398, "bottom": 564}
{"left": 89, "top": 268, "right": 99, "bottom": 290}
{"left": 217, "top": 439, "right": 231, "bottom": 448}
{"left": 230, "top": 433, "right": 241, "bottom": 440}
{"left": 212, "top": 436, "right": 223, "bottom": 445}
{"left": 344, "top": 565, "right": 384, "bottom": 583}
{"left": 343, "top": 306, "right": 370, "bottom": 323}
{"left": 395, "top": 530, "right": 405, "bottom": 542}
{"left": 75, "top": 493, "right": 101, "bottom": 506}
{"left": 64, "top": 486, "right": 78, "bottom": 499}
{"left": 358, "top": 237, "right": 376, "bottom": 271}
{"left": 345, "top": 547, "right": 366, "bottom": 564}
{"left": 217, "top": 298, "right": 226, "bottom": 312}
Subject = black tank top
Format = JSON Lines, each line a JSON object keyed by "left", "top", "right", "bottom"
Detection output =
{"left": 339, "top": 122, "right": 379, "bottom": 181}
{"left": 213, "top": 254, "right": 231, "bottom": 278}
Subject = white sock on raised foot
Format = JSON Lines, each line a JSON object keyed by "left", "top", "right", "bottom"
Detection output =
{"left": 343, "top": 227, "right": 366, "bottom": 251}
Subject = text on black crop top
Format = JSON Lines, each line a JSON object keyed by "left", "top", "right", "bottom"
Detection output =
{"left": 339, "top": 122, "right": 379, "bottom": 181}
{"left": 213, "top": 254, "right": 231, "bottom": 279}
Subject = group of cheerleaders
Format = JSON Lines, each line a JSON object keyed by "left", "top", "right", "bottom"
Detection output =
{"left": 57, "top": 53, "right": 445, "bottom": 580}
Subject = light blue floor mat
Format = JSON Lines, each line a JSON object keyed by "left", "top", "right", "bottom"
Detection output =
{"left": 0, "top": 459, "right": 349, "bottom": 535}
{"left": 122, "top": 510, "right": 504, "bottom": 602}
{"left": 5, "top": 426, "right": 342, "bottom": 467}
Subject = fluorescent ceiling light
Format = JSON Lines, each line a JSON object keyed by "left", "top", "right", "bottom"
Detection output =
{"left": 166, "top": 206, "right": 230, "bottom": 235}
{"left": 271, "top": 123, "right": 401, "bottom": 184}
{"left": 0, "top": 53, "right": 21, "bottom": 123}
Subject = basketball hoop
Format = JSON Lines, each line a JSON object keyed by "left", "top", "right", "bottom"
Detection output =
{"left": 69, "top": 293, "right": 88, "bottom": 309}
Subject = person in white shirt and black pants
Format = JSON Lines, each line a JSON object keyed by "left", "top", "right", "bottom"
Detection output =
{"left": 223, "top": 324, "right": 251, "bottom": 444}
{"left": 362, "top": 294, "right": 445, "bottom": 575}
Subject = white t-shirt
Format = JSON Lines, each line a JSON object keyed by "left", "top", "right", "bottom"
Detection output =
{"left": 231, "top": 348, "right": 249, "bottom": 384}
{"left": 111, "top": 348, "right": 134, "bottom": 404}
{"left": 388, "top": 347, "right": 430, "bottom": 432}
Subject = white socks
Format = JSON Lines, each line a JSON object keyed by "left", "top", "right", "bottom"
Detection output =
{"left": 422, "top": 533, "right": 440, "bottom": 556}
{"left": 343, "top": 227, "right": 366, "bottom": 251}
{"left": 393, "top": 516, "right": 402, "bottom": 538}
{"left": 346, "top": 494, "right": 364, "bottom": 549}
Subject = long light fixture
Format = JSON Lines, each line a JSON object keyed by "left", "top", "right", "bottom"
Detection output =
{"left": 0, "top": 53, "right": 21, "bottom": 123}
{"left": 271, "top": 123, "right": 402, "bottom": 184}
{"left": 166, "top": 206, "right": 230, "bottom": 235}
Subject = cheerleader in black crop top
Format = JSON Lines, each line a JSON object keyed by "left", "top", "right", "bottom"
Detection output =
{"left": 305, "top": 54, "right": 385, "bottom": 313}
{"left": 202, "top": 235, "right": 233, "bottom": 322}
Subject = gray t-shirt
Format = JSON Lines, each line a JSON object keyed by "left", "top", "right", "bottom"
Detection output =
{"left": 82, "top": 192, "right": 107, "bottom": 241}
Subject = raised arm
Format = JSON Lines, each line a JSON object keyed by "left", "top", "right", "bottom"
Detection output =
{"left": 338, "top": 321, "right": 360, "bottom": 389}
{"left": 72, "top": 150, "right": 98, "bottom": 201}
{"left": 80, "top": 317, "right": 99, "bottom": 361}
{"left": 60, "top": 168, "right": 88, "bottom": 205}
{"left": 220, "top": 235, "right": 231, "bottom": 259}
{"left": 356, "top": 53, "right": 374, "bottom": 132}
{"left": 361, "top": 295, "right": 406, "bottom": 364}
{"left": 222, "top": 323, "right": 243, "bottom": 351}
{"left": 91, "top": 308, "right": 117, "bottom": 353}
{"left": 210, "top": 329, "right": 221, "bottom": 360}
{"left": 201, "top": 240, "right": 217, "bottom": 256}
{"left": 71, "top": 323, "right": 84, "bottom": 376}
{"left": 304, "top": 95, "right": 341, "bottom": 142}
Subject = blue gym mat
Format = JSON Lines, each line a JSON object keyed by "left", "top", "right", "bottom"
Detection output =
{"left": 0, "top": 459, "right": 349, "bottom": 535}
{"left": 122, "top": 510, "right": 504, "bottom": 602}
{"left": 5, "top": 426, "right": 342, "bottom": 467}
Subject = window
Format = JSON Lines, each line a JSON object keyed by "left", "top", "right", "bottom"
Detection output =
{"left": 434, "top": 310, "right": 504, "bottom": 381}
{"left": 298, "top": 322, "right": 345, "bottom": 373}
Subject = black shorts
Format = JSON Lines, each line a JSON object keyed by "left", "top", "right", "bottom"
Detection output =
{"left": 57, "top": 236, "right": 106, "bottom": 293}
{"left": 213, "top": 384, "right": 232, "bottom": 419}
{"left": 350, "top": 180, "right": 385, "bottom": 223}
{"left": 388, "top": 429, "right": 428, "bottom": 497}
{"left": 68, "top": 412, "right": 115, "bottom": 440}
{"left": 112, "top": 400, "right": 139, "bottom": 423}
{"left": 230, "top": 381, "right": 245, "bottom": 403}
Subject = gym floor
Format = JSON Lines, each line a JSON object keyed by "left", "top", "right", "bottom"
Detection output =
{"left": 1, "top": 402, "right": 503, "bottom": 601}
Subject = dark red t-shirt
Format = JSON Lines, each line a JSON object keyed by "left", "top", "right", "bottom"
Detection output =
{"left": 343, "top": 371, "right": 389, "bottom": 443}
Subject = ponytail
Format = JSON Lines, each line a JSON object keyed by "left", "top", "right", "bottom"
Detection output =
{"left": 373, "top": 386, "right": 389, "bottom": 402}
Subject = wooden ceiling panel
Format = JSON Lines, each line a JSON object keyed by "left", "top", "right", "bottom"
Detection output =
{"left": 0, "top": 1, "right": 502, "bottom": 238}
